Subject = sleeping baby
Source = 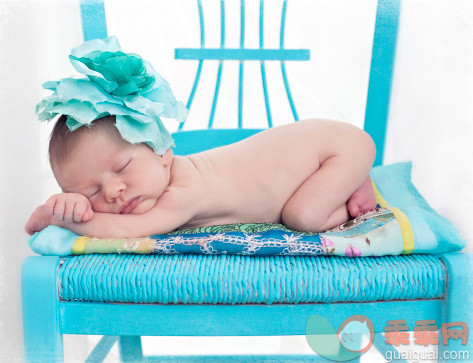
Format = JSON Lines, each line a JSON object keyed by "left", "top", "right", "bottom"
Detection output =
{"left": 25, "top": 115, "right": 377, "bottom": 238}
{"left": 25, "top": 36, "right": 377, "bottom": 239}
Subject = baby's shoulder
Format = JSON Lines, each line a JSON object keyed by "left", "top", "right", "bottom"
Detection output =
{"left": 171, "top": 155, "right": 204, "bottom": 182}
{"left": 167, "top": 155, "right": 205, "bottom": 198}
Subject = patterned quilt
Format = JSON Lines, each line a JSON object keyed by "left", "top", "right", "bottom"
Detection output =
{"left": 69, "top": 207, "right": 408, "bottom": 257}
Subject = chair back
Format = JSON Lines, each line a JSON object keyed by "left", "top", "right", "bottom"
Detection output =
{"left": 172, "top": 129, "right": 263, "bottom": 155}
{"left": 79, "top": 0, "right": 400, "bottom": 165}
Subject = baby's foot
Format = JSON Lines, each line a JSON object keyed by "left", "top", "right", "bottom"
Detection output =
{"left": 347, "top": 176, "right": 377, "bottom": 218}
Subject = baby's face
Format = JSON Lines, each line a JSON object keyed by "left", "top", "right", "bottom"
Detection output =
{"left": 56, "top": 130, "right": 172, "bottom": 215}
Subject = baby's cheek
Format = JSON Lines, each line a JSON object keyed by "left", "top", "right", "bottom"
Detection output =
{"left": 90, "top": 201, "right": 107, "bottom": 213}
{"left": 133, "top": 198, "right": 157, "bottom": 215}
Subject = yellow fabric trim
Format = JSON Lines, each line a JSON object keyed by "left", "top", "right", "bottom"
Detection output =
{"left": 371, "top": 180, "right": 415, "bottom": 254}
{"left": 72, "top": 236, "right": 89, "bottom": 255}
{"left": 371, "top": 180, "right": 389, "bottom": 209}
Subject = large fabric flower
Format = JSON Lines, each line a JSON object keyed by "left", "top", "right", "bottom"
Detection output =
{"left": 36, "top": 36, "right": 188, "bottom": 154}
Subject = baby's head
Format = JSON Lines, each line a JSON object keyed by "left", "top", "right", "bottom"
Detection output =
{"left": 49, "top": 115, "right": 173, "bottom": 215}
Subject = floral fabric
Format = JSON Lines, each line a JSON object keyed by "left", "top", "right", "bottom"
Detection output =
{"left": 73, "top": 207, "right": 405, "bottom": 257}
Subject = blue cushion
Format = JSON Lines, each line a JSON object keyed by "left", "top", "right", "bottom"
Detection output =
{"left": 370, "top": 162, "right": 465, "bottom": 253}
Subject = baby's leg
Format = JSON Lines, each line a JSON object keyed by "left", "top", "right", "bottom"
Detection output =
{"left": 281, "top": 133, "right": 375, "bottom": 233}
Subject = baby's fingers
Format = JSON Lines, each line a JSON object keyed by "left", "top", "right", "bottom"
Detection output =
{"left": 63, "top": 201, "right": 77, "bottom": 223}
{"left": 73, "top": 203, "right": 84, "bottom": 223}
{"left": 82, "top": 209, "right": 94, "bottom": 222}
{"left": 73, "top": 201, "right": 93, "bottom": 222}
{"left": 45, "top": 196, "right": 58, "bottom": 216}
{"left": 53, "top": 199, "right": 66, "bottom": 221}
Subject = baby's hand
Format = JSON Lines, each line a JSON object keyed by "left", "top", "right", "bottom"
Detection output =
{"left": 45, "top": 193, "right": 94, "bottom": 223}
{"left": 25, "top": 205, "right": 53, "bottom": 235}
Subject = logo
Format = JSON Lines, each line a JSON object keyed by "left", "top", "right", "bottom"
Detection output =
{"left": 306, "top": 315, "right": 469, "bottom": 361}
{"left": 306, "top": 314, "right": 374, "bottom": 361}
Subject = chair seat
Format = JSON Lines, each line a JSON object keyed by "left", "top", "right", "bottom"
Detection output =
{"left": 58, "top": 254, "right": 446, "bottom": 304}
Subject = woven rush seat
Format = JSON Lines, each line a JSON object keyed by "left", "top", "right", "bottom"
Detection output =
{"left": 58, "top": 253, "right": 446, "bottom": 304}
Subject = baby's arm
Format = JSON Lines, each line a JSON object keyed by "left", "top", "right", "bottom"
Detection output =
{"left": 51, "top": 190, "right": 197, "bottom": 238}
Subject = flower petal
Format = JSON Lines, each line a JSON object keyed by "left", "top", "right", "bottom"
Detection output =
{"left": 142, "top": 84, "right": 188, "bottom": 122}
{"left": 121, "top": 95, "right": 165, "bottom": 117}
{"left": 175, "top": 101, "right": 188, "bottom": 123}
{"left": 66, "top": 117, "right": 86, "bottom": 131}
{"left": 69, "top": 56, "right": 119, "bottom": 93}
{"left": 48, "top": 100, "right": 101, "bottom": 124}
{"left": 42, "top": 81, "right": 60, "bottom": 90}
{"left": 36, "top": 95, "right": 58, "bottom": 114}
{"left": 56, "top": 78, "right": 122, "bottom": 105}
{"left": 115, "top": 115, "right": 174, "bottom": 154}
{"left": 102, "top": 54, "right": 133, "bottom": 83}
{"left": 94, "top": 102, "right": 153, "bottom": 124}
{"left": 70, "top": 36, "right": 122, "bottom": 58}
{"left": 112, "top": 81, "right": 141, "bottom": 96}
{"left": 37, "top": 110, "right": 59, "bottom": 122}
{"left": 142, "top": 61, "right": 164, "bottom": 91}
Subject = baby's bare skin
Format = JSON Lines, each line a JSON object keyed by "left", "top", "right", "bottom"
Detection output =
{"left": 26, "top": 118, "right": 376, "bottom": 238}
{"left": 180, "top": 119, "right": 375, "bottom": 229}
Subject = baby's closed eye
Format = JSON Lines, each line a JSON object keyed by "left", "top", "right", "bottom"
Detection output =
{"left": 115, "top": 159, "right": 131, "bottom": 174}
{"left": 89, "top": 189, "right": 100, "bottom": 198}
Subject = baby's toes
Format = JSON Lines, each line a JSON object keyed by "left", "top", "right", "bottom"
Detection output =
{"left": 359, "top": 203, "right": 377, "bottom": 216}
{"left": 365, "top": 201, "right": 378, "bottom": 213}
{"left": 347, "top": 200, "right": 362, "bottom": 219}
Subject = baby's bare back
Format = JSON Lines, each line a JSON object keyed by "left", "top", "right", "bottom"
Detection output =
{"left": 180, "top": 119, "right": 358, "bottom": 228}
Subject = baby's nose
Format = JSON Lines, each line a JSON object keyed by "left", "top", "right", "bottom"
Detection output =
{"left": 105, "top": 180, "right": 125, "bottom": 203}
{"left": 105, "top": 191, "right": 118, "bottom": 203}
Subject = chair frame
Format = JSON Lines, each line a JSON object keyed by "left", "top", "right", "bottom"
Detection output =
{"left": 21, "top": 253, "right": 473, "bottom": 361}
{"left": 22, "top": 0, "right": 473, "bottom": 361}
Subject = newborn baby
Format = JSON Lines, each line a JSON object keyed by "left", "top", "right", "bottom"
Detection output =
{"left": 25, "top": 115, "right": 377, "bottom": 238}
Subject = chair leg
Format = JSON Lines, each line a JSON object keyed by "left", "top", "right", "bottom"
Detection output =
{"left": 119, "top": 336, "right": 143, "bottom": 362}
{"left": 438, "top": 252, "right": 473, "bottom": 362}
{"left": 22, "top": 256, "right": 64, "bottom": 362}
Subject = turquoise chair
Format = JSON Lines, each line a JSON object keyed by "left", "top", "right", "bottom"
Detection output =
{"left": 22, "top": 0, "right": 473, "bottom": 361}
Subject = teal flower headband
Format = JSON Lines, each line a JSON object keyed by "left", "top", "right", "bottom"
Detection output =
{"left": 36, "top": 36, "right": 188, "bottom": 155}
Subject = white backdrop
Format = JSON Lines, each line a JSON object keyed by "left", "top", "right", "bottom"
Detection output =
{"left": 0, "top": 0, "right": 472, "bottom": 361}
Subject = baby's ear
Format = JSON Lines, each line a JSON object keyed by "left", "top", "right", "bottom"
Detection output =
{"left": 162, "top": 148, "right": 173, "bottom": 166}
